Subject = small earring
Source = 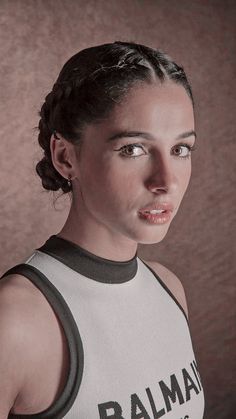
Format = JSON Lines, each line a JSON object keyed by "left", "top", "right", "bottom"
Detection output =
{"left": 53, "top": 130, "right": 60, "bottom": 140}
{"left": 68, "top": 174, "right": 72, "bottom": 187}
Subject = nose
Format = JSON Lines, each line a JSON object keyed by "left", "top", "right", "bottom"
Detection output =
{"left": 145, "top": 156, "right": 179, "bottom": 195}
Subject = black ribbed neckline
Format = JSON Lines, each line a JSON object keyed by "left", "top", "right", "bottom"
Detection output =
{"left": 36, "top": 235, "right": 138, "bottom": 284}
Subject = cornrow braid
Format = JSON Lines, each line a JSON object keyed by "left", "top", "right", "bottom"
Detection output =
{"left": 36, "top": 88, "right": 73, "bottom": 193}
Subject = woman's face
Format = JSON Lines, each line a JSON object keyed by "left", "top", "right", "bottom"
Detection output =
{"left": 72, "top": 81, "right": 195, "bottom": 246}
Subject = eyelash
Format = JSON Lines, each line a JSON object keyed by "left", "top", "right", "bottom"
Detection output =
{"left": 115, "top": 143, "right": 197, "bottom": 159}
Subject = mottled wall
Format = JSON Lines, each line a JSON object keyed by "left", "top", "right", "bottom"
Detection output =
{"left": 0, "top": 0, "right": 235, "bottom": 418}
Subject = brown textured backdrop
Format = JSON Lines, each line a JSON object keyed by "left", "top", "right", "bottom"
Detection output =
{"left": 0, "top": 0, "right": 235, "bottom": 418}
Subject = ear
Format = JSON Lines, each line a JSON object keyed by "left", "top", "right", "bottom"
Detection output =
{"left": 50, "top": 134, "right": 77, "bottom": 179}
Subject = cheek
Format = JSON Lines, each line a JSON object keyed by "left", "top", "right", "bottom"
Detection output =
{"left": 180, "top": 162, "right": 191, "bottom": 193}
{"left": 80, "top": 158, "right": 135, "bottom": 210}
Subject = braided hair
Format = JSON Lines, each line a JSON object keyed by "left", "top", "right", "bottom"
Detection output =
{"left": 36, "top": 41, "right": 194, "bottom": 194}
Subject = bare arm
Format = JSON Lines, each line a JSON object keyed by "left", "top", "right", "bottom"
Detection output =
{"left": 0, "top": 272, "right": 70, "bottom": 417}
{"left": 0, "top": 275, "right": 33, "bottom": 417}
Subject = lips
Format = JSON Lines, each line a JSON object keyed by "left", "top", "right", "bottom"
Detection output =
{"left": 138, "top": 201, "right": 174, "bottom": 214}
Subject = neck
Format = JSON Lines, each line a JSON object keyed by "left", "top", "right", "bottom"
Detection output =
{"left": 58, "top": 200, "right": 138, "bottom": 262}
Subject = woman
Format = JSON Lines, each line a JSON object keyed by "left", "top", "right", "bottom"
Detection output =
{"left": 0, "top": 41, "right": 205, "bottom": 418}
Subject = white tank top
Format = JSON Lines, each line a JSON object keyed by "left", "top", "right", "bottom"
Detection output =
{"left": 3, "top": 235, "right": 205, "bottom": 419}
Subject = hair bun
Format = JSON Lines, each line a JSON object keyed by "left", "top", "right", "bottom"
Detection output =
{"left": 35, "top": 157, "right": 71, "bottom": 193}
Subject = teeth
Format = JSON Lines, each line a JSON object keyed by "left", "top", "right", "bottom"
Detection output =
{"left": 145, "top": 209, "right": 165, "bottom": 214}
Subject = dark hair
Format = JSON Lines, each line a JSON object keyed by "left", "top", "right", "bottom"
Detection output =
{"left": 36, "top": 41, "right": 194, "bottom": 195}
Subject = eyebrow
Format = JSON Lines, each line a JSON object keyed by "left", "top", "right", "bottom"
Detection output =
{"left": 106, "top": 130, "right": 196, "bottom": 143}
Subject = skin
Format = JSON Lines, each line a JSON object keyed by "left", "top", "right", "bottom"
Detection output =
{"left": 50, "top": 80, "right": 195, "bottom": 261}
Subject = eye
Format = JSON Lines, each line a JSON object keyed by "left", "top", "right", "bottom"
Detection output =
{"left": 172, "top": 143, "right": 196, "bottom": 159}
{"left": 115, "top": 143, "right": 147, "bottom": 159}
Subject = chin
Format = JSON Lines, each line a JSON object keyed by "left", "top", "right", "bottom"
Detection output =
{"left": 138, "top": 234, "right": 167, "bottom": 245}
{"left": 131, "top": 224, "right": 171, "bottom": 245}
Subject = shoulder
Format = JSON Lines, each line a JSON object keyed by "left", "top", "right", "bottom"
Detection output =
{"left": 0, "top": 272, "right": 50, "bottom": 357}
{"left": 0, "top": 272, "right": 62, "bottom": 347}
{"left": 142, "top": 259, "right": 189, "bottom": 320}
{"left": 0, "top": 272, "right": 43, "bottom": 322}
{"left": 0, "top": 272, "right": 47, "bottom": 325}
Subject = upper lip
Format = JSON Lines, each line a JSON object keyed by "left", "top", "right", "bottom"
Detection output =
{"left": 138, "top": 201, "right": 174, "bottom": 213}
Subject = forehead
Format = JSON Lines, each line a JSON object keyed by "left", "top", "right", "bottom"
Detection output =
{"left": 83, "top": 81, "right": 194, "bottom": 143}
{"left": 111, "top": 81, "right": 194, "bottom": 129}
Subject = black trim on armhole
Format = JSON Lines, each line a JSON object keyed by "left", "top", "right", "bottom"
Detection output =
{"left": 141, "top": 260, "right": 189, "bottom": 326}
{"left": 1, "top": 263, "right": 84, "bottom": 419}
{"left": 141, "top": 260, "right": 205, "bottom": 399}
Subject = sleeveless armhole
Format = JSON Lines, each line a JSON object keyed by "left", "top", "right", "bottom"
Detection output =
{"left": 0, "top": 263, "right": 84, "bottom": 419}
{"left": 141, "top": 260, "right": 189, "bottom": 326}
